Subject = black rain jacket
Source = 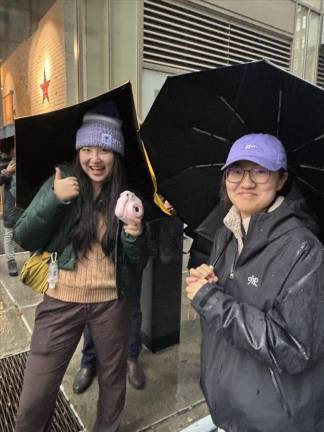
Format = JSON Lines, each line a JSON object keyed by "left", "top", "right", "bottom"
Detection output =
{"left": 192, "top": 194, "right": 324, "bottom": 432}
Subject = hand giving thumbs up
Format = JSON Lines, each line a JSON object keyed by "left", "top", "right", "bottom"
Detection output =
{"left": 53, "top": 167, "right": 80, "bottom": 202}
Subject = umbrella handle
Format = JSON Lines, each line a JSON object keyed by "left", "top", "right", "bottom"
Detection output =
{"left": 140, "top": 141, "right": 172, "bottom": 216}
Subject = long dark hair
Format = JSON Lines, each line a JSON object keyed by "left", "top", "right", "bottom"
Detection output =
{"left": 71, "top": 151, "right": 125, "bottom": 258}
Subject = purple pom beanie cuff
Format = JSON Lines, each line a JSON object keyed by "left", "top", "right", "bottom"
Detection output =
{"left": 76, "top": 113, "right": 125, "bottom": 156}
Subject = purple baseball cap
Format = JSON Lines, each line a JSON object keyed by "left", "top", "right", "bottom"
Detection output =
{"left": 222, "top": 133, "right": 287, "bottom": 171}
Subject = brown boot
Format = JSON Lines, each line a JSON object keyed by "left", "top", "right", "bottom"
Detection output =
{"left": 127, "top": 359, "right": 146, "bottom": 390}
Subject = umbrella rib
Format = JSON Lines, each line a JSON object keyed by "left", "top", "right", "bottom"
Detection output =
{"left": 219, "top": 96, "right": 247, "bottom": 127}
{"left": 174, "top": 163, "right": 223, "bottom": 174}
{"left": 192, "top": 127, "right": 229, "bottom": 142}
{"left": 292, "top": 133, "right": 324, "bottom": 153}
{"left": 293, "top": 172, "right": 324, "bottom": 195}
{"left": 193, "top": 163, "right": 223, "bottom": 168}
{"left": 161, "top": 164, "right": 222, "bottom": 185}
{"left": 296, "top": 164, "right": 324, "bottom": 172}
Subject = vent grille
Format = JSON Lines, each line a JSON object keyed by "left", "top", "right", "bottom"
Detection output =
{"left": 317, "top": 50, "right": 324, "bottom": 88}
{"left": 0, "top": 351, "right": 83, "bottom": 432}
{"left": 144, "top": 0, "right": 292, "bottom": 72}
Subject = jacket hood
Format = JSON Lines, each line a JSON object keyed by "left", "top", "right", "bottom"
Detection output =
{"left": 247, "top": 185, "right": 319, "bottom": 246}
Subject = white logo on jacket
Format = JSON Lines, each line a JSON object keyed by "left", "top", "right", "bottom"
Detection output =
{"left": 248, "top": 275, "right": 259, "bottom": 287}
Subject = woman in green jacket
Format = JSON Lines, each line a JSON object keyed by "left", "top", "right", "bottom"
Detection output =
{"left": 14, "top": 103, "right": 148, "bottom": 432}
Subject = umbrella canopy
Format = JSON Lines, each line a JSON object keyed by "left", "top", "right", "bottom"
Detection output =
{"left": 15, "top": 83, "right": 163, "bottom": 222}
{"left": 140, "top": 60, "right": 324, "bottom": 235}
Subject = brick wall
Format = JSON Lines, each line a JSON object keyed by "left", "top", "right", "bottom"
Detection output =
{"left": 2, "top": 0, "right": 68, "bottom": 119}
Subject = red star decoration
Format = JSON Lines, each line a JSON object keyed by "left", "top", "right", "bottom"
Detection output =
{"left": 40, "top": 68, "right": 50, "bottom": 103}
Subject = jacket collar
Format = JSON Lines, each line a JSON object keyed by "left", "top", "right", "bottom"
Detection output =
{"left": 223, "top": 196, "right": 285, "bottom": 254}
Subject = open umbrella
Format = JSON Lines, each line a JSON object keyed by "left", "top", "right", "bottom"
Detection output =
{"left": 140, "top": 60, "right": 324, "bottom": 237}
{"left": 15, "top": 83, "right": 163, "bottom": 222}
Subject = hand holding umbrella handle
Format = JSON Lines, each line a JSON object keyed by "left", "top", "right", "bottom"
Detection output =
{"left": 6, "top": 160, "right": 16, "bottom": 174}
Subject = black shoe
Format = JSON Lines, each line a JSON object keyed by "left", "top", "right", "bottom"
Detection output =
{"left": 127, "top": 359, "right": 146, "bottom": 390}
{"left": 73, "top": 367, "right": 96, "bottom": 394}
{"left": 8, "top": 260, "right": 18, "bottom": 277}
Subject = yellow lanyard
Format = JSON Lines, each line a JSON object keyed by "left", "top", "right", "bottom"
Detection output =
{"left": 140, "top": 141, "right": 172, "bottom": 216}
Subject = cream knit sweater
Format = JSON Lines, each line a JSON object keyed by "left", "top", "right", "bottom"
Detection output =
{"left": 46, "top": 215, "right": 117, "bottom": 303}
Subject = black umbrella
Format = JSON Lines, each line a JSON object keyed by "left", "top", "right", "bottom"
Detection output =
{"left": 140, "top": 60, "right": 324, "bottom": 236}
{"left": 15, "top": 82, "right": 164, "bottom": 222}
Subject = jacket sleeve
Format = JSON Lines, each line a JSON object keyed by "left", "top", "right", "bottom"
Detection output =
{"left": 120, "top": 226, "right": 149, "bottom": 272}
{"left": 14, "top": 175, "right": 71, "bottom": 252}
{"left": 191, "top": 239, "right": 324, "bottom": 375}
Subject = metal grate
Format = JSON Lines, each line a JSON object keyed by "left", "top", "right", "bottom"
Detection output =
{"left": 0, "top": 351, "right": 84, "bottom": 432}
{"left": 144, "top": 0, "right": 292, "bottom": 72}
{"left": 317, "top": 49, "right": 324, "bottom": 88}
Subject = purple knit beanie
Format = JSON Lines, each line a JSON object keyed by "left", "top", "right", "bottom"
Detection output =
{"left": 75, "top": 101, "right": 125, "bottom": 156}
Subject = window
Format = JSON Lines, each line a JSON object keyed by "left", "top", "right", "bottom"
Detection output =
{"left": 292, "top": 4, "right": 321, "bottom": 81}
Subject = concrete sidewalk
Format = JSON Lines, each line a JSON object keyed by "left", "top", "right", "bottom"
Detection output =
{"left": 0, "top": 240, "right": 214, "bottom": 431}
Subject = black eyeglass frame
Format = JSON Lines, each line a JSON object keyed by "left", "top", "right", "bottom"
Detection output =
{"left": 225, "top": 167, "right": 272, "bottom": 184}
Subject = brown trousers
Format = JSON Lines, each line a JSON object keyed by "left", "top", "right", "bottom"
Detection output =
{"left": 15, "top": 295, "right": 131, "bottom": 432}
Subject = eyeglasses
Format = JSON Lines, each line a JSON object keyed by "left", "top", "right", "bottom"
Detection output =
{"left": 225, "top": 167, "right": 271, "bottom": 184}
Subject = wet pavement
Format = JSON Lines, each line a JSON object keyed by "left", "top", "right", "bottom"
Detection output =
{"left": 0, "top": 219, "right": 215, "bottom": 432}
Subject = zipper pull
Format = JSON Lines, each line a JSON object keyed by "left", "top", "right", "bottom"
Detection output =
{"left": 229, "top": 270, "right": 234, "bottom": 279}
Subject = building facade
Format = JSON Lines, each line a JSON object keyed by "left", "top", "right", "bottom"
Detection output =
{"left": 0, "top": 0, "right": 323, "bottom": 131}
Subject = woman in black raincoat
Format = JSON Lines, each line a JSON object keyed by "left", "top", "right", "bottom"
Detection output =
{"left": 186, "top": 133, "right": 324, "bottom": 432}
